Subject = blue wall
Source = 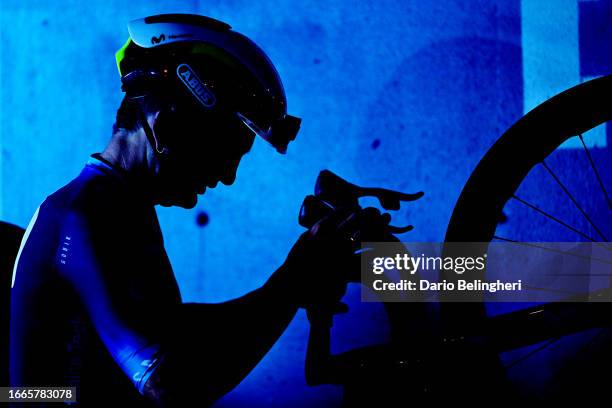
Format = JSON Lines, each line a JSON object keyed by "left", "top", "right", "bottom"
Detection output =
{"left": 1, "top": 0, "right": 610, "bottom": 406}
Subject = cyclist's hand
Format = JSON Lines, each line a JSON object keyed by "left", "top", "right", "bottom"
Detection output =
{"left": 282, "top": 206, "right": 392, "bottom": 310}
{"left": 282, "top": 208, "right": 355, "bottom": 310}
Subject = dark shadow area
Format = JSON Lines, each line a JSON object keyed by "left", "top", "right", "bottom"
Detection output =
{"left": 1, "top": 221, "right": 25, "bottom": 386}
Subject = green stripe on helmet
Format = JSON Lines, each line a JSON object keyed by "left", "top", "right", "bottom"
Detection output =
{"left": 115, "top": 38, "right": 132, "bottom": 76}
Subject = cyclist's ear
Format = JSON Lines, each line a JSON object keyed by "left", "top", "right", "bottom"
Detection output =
{"left": 151, "top": 107, "right": 178, "bottom": 151}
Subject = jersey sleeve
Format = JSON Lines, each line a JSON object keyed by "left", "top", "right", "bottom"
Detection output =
{"left": 55, "top": 209, "right": 166, "bottom": 394}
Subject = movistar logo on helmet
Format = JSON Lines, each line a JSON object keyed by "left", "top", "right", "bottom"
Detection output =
{"left": 176, "top": 63, "right": 216, "bottom": 108}
{"left": 151, "top": 34, "right": 166, "bottom": 44}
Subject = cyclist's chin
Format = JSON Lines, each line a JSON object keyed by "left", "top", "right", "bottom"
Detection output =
{"left": 159, "top": 191, "right": 199, "bottom": 209}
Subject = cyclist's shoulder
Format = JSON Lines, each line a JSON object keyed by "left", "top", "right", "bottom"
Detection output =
{"left": 42, "top": 161, "right": 128, "bottom": 226}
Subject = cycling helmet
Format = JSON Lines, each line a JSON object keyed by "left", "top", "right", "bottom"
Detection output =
{"left": 115, "top": 13, "right": 301, "bottom": 154}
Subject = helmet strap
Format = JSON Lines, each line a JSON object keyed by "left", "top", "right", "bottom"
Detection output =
{"left": 136, "top": 106, "right": 169, "bottom": 157}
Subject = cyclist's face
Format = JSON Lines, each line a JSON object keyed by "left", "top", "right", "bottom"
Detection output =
{"left": 153, "top": 106, "right": 255, "bottom": 208}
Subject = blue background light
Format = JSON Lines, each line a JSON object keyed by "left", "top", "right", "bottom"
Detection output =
{"left": 1, "top": 0, "right": 610, "bottom": 406}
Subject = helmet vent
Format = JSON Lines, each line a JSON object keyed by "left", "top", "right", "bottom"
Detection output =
{"left": 144, "top": 14, "right": 231, "bottom": 31}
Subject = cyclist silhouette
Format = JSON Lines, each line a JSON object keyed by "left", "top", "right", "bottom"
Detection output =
{"left": 9, "top": 14, "right": 378, "bottom": 407}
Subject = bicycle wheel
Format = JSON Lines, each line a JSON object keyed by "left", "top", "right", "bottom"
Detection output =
{"left": 444, "top": 75, "right": 611, "bottom": 244}
{"left": 440, "top": 75, "right": 612, "bottom": 400}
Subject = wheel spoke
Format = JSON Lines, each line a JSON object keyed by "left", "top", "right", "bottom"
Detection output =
{"left": 504, "top": 327, "right": 610, "bottom": 371}
{"left": 578, "top": 134, "right": 612, "bottom": 210}
{"left": 511, "top": 195, "right": 598, "bottom": 242}
{"left": 493, "top": 235, "right": 612, "bottom": 265}
{"left": 541, "top": 160, "right": 608, "bottom": 241}
{"left": 504, "top": 337, "right": 561, "bottom": 369}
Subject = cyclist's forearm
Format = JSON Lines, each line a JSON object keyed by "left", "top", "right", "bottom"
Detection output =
{"left": 180, "top": 261, "right": 298, "bottom": 350}
{"left": 144, "top": 264, "right": 298, "bottom": 405}
{"left": 180, "top": 278, "right": 298, "bottom": 367}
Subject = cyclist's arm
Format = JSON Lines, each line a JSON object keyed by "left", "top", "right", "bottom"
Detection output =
{"left": 144, "top": 271, "right": 299, "bottom": 406}
{"left": 58, "top": 210, "right": 298, "bottom": 407}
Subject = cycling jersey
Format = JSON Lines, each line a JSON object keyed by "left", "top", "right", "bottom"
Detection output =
{"left": 9, "top": 154, "right": 182, "bottom": 407}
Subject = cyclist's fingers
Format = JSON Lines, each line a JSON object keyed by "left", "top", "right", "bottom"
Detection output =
{"left": 309, "top": 207, "right": 354, "bottom": 238}
{"left": 335, "top": 211, "right": 362, "bottom": 238}
{"left": 381, "top": 213, "right": 392, "bottom": 225}
{"left": 358, "top": 207, "right": 392, "bottom": 240}
{"left": 335, "top": 207, "right": 381, "bottom": 237}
